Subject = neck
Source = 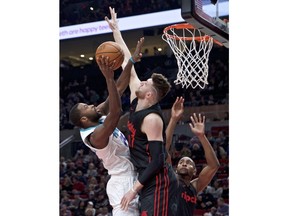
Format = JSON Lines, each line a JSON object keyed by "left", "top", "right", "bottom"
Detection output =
{"left": 178, "top": 174, "right": 193, "bottom": 186}
{"left": 83, "top": 121, "right": 100, "bottom": 129}
{"left": 136, "top": 98, "right": 156, "bottom": 111}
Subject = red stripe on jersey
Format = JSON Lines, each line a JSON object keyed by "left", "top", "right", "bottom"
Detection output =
{"left": 157, "top": 174, "right": 162, "bottom": 216}
{"left": 154, "top": 175, "right": 159, "bottom": 215}
{"left": 163, "top": 167, "right": 169, "bottom": 216}
{"left": 146, "top": 143, "right": 151, "bottom": 162}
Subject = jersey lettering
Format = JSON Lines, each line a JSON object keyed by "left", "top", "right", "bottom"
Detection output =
{"left": 113, "top": 128, "right": 128, "bottom": 146}
{"left": 181, "top": 191, "right": 197, "bottom": 204}
{"left": 127, "top": 120, "right": 136, "bottom": 148}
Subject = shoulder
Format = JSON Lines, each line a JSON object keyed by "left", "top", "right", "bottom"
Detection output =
{"left": 190, "top": 178, "right": 198, "bottom": 191}
{"left": 143, "top": 113, "right": 163, "bottom": 124}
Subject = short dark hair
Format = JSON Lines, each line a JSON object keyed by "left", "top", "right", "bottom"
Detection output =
{"left": 151, "top": 73, "right": 171, "bottom": 101}
{"left": 69, "top": 103, "right": 83, "bottom": 128}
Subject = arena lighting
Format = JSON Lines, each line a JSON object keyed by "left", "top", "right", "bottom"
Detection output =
{"left": 59, "top": 1, "right": 228, "bottom": 40}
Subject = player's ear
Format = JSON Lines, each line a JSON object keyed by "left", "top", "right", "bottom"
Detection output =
{"left": 80, "top": 116, "right": 88, "bottom": 123}
{"left": 147, "top": 91, "right": 152, "bottom": 97}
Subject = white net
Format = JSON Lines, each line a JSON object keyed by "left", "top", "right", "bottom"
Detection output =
{"left": 162, "top": 24, "right": 214, "bottom": 89}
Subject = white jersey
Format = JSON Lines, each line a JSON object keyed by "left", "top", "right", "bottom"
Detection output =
{"left": 80, "top": 116, "right": 135, "bottom": 176}
{"left": 80, "top": 116, "right": 139, "bottom": 215}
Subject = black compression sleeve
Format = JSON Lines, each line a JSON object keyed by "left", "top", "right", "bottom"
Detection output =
{"left": 138, "top": 140, "right": 165, "bottom": 185}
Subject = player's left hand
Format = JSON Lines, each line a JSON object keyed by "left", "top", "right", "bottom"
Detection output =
{"left": 120, "top": 189, "right": 137, "bottom": 211}
{"left": 189, "top": 113, "right": 205, "bottom": 137}
{"left": 171, "top": 96, "right": 184, "bottom": 121}
{"left": 131, "top": 37, "right": 144, "bottom": 63}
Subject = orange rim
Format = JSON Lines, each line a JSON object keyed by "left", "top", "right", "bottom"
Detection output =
{"left": 163, "top": 23, "right": 223, "bottom": 46}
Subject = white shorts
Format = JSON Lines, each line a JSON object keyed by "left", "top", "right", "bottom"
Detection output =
{"left": 106, "top": 172, "right": 139, "bottom": 216}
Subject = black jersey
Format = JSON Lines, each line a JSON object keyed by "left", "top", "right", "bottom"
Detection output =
{"left": 127, "top": 98, "right": 166, "bottom": 170}
{"left": 176, "top": 179, "right": 197, "bottom": 216}
{"left": 127, "top": 98, "right": 178, "bottom": 216}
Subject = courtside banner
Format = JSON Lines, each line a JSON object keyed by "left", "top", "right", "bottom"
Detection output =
{"left": 59, "top": 2, "right": 228, "bottom": 40}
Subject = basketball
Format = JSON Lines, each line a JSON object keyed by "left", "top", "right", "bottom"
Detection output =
{"left": 95, "top": 41, "right": 124, "bottom": 70}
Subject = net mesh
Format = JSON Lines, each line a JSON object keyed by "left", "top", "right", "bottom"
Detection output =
{"left": 162, "top": 24, "right": 214, "bottom": 89}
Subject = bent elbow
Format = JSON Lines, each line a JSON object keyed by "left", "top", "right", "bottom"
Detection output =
{"left": 212, "top": 162, "right": 220, "bottom": 171}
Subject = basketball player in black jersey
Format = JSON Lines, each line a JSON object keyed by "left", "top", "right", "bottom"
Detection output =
{"left": 165, "top": 99, "right": 220, "bottom": 216}
{"left": 120, "top": 66, "right": 178, "bottom": 215}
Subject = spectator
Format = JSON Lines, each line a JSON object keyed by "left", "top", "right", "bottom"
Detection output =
{"left": 85, "top": 201, "right": 96, "bottom": 216}
{"left": 206, "top": 180, "right": 223, "bottom": 199}
{"left": 74, "top": 200, "right": 87, "bottom": 216}
{"left": 190, "top": 142, "right": 205, "bottom": 161}
{"left": 72, "top": 176, "right": 86, "bottom": 195}
{"left": 196, "top": 189, "right": 216, "bottom": 210}
{"left": 216, "top": 197, "right": 229, "bottom": 216}
{"left": 204, "top": 206, "right": 217, "bottom": 216}
{"left": 60, "top": 204, "right": 72, "bottom": 216}
{"left": 85, "top": 163, "right": 98, "bottom": 178}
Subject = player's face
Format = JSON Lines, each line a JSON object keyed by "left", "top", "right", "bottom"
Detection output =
{"left": 176, "top": 157, "right": 196, "bottom": 177}
{"left": 135, "top": 78, "right": 157, "bottom": 99}
{"left": 78, "top": 103, "right": 103, "bottom": 123}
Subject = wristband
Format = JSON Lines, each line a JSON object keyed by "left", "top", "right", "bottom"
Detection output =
{"left": 130, "top": 57, "right": 136, "bottom": 64}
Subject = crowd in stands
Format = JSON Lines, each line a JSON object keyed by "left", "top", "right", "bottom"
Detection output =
{"left": 60, "top": 0, "right": 181, "bottom": 27}
{"left": 60, "top": 128, "right": 229, "bottom": 216}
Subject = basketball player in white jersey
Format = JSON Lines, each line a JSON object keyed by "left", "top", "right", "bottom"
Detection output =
{"left": 69, "top": 37, "right": 144, "bottom": 215}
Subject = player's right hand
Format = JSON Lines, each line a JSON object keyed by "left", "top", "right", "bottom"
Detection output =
{"left": 97, "top": 55, "right": 115, "bottom": 79}
{"left": 105, "top": 6, "right": 119, "bottom": 31}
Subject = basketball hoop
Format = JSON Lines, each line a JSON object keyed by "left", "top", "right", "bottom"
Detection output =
{"left": 162, "top": 23, "right": 222, "bottom": 89}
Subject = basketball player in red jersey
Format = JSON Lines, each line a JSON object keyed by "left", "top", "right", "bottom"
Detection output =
{"left": 165, "top": 98, "right": 220, "bottom": 216}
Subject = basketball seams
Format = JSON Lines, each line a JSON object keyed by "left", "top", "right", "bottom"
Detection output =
{"left": 95, "top": 41, "right": 124, "bottom": 70}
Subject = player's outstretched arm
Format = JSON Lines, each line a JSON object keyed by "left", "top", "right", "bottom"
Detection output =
{"left": 115, "top": 37, "right": 144, "bottom": 96}
{"left": 105, "top": 6, "right": 141, "bottom": 102}
{"left": 97, "top": 38, "right": 144, "bottom": 115}
{"left": 189, "top": 113, "right": 220, "bottom": 193}
{"left": 165, "top": 96, "right": 185, "bottom": 164}
{"left": 105, "top": 7, "right": 131, "bottom": 63}
{"left": 89, "top": 56, "right": 122, "bottom": 149}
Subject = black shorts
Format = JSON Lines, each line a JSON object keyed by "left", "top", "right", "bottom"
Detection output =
{"left": 139, "top": 165, "right": 178, "bottom": 216}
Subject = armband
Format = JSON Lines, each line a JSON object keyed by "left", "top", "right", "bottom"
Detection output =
{"left": 130, "top": 57, "right": 136, "bottom": 64}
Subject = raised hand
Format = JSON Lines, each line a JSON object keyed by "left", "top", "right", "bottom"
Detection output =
{"left": 171, "top": 96, "right": 184, "bottom": 121}
{"left": 96, "top": 55, "right": 115, "bottom": 79}
{"left": 105, "top": 7, "right": 119, "bottom": 31}
{"left": 131, "top": 37, "right": 145, "bottom": 63}
{"left": 189, "top": 113, "right": 205, "bottom": 137}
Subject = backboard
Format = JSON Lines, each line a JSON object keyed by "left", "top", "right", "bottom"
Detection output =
{"left": 181, "top": 0, "right": 229, "bottom": 48}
